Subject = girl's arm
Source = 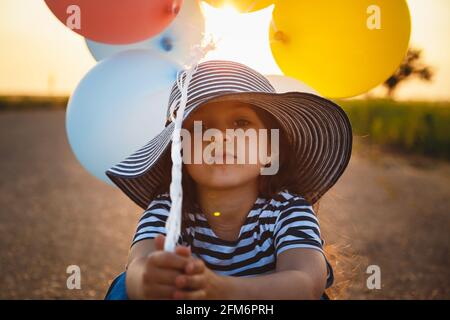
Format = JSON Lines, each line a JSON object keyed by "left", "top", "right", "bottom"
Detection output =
{"left": 174, "top": 248, "right": 328, "bottom": 300}
{"left": 226, "top": 248, "right": 328, "bottom": 299}
{"left": 125, "top": 239, "right": 156, "bottom": 299}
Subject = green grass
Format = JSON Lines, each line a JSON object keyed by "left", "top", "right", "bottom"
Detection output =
{"left": 0, "top": 95, "right": 68, "bottom": 111}
{"left": 336, "top": 99, "right": 450, "bottom": 160}
{"left": 1, "top": 95, "right": 449, "bottom": 160}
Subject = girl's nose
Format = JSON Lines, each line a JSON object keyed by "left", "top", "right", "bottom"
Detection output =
{"left": 210, "top": 127, "right": 233, "bottom": 143}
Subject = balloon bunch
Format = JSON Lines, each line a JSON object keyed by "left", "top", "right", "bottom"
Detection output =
{"left": 45, "top": 0, "right": 207, "bottom": 184}
{"left": 205, "top": 0, "right": 410, "bottom": 99}
{"left": 44, "top": 0, "right": 411, "bottom": 186}
{"left": 269, "top": 0, "right": 411, "bottom": 99}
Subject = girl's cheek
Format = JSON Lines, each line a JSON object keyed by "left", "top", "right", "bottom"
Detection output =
{"left": 258, "top": 139, "right": 272, "bottom": 166}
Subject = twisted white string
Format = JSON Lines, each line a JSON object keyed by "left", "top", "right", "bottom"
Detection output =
{"left": 163, "top": 38, "right": 215, "bottom": 252}
{"left": 163, "top": 64, "right": 197, "bottom": 252}
{"left": 164, "top": 2, "right": 278, "bottom": 251}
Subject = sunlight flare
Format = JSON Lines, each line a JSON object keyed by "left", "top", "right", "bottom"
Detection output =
{"left": 200, "top": 2, "right": 281, "bottom": 75}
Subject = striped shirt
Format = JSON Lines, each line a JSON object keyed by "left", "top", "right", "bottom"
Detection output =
{"left": 132, "top": 190, "right": 334, "bottom": 289}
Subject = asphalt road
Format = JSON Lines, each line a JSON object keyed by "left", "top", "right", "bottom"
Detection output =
{"left": 0, "top": 110, "right": 449, "bottom": 299}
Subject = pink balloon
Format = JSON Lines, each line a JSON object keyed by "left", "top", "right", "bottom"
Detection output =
{"left": 45, "top": 0, "right": 183, "bottom": 44}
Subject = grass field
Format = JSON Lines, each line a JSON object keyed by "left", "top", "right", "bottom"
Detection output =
{"left": 336, "top": 99, "right": 450, "bottom": 160}
{"left": 0, "top": 95, "right": 68, "bottom": 111}
{"left": 2, "top": 95, "right": 449, "bottom": 160}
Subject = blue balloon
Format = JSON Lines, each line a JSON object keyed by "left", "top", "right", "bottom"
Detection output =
{"left": 85, "top": 0, "right": 205, "bottom": 66}
{"left": 66, "top": 49, "right": 182, "bottom": 185}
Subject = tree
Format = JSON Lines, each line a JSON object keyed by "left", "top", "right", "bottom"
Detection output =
{"left": 383, "top": 48, "right": 434, "bottom": 98}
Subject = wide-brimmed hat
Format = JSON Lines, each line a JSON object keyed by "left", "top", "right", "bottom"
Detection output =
{"left": 105, "top": 60, "right": 352, "bottom": 209}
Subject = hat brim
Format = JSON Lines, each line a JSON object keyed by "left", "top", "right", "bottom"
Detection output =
{"left": 105, "top": 91, "right": 352, "bottom": 209}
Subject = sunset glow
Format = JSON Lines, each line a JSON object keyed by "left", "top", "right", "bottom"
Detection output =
{"left": 0, "top": 0, "right": 449, "bottom": 100}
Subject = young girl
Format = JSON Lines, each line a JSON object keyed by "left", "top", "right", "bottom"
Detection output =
{"left": 105, "top": 60, "right": 352, "bottom": 300}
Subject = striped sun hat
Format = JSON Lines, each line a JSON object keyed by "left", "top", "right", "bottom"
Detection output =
{"left": 105, "top": 60, "right": 352, "bottom": 209}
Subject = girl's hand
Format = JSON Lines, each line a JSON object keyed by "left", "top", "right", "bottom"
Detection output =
{"left": 128, "top": 235, "right": 192, "bottom": 299}
{"left": 173, "top": 258, "right": 229, "bottom": 300}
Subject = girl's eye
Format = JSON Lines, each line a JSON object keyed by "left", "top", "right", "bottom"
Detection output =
{"left": 233, "top": 119, "right": 250, "bottom": 127}
{"left": 186, "top": 121, "right": 207, "bottom": 131}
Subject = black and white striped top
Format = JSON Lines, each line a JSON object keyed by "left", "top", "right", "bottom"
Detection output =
{"left": 132, "top": 190, "right": 334, "bottom": 289}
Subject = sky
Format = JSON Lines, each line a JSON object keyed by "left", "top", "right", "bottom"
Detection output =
{"left": 0, "top": 0, "right": 449, "bottom": 100}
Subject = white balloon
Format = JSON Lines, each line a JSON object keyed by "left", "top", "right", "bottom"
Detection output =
{"left": 66, "top": 49, "right": 182, "bottom": 185}
{"left": 85, "top": 0, "right": 205, "bottom": 65}
{"left": 265, "top": 74, "right": 320, "bottom": 95}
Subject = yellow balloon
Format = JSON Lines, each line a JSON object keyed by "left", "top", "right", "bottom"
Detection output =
{"left": 204, "top": 0, "right": 274, "bottom": 12}
{"left": 269, "top": 0, "right": 411, "bottom": 98}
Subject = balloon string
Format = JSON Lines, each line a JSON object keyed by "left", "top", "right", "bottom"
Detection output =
{"left": 244, "top": 0, "right": 258, "bottom": 12}
{"left": 166, "top": 0, "right": 281, "bottom": 251}
{"left": 244, "top": 0, "right": 271, "bottom": 13}
{"left": 163, "top": 65, "right": 197, "bottom": 252}
{"left": 241, "top": 1, "right": 281, "bottom": 40}
{"left": 164, "top": 40, "right": 214, "bottom": 252}
{"left": 270, "top": 18, "right": 279, "bottom": 33}
{"left": 270, "top": 18, "right": 287, "bottom": 43}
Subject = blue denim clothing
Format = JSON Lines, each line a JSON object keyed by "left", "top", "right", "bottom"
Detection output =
{"left": 104, "top": 271, "right": 330, "bottom": 300}
{"left": 104, "top": 272, "right": 129, "bottom": 300}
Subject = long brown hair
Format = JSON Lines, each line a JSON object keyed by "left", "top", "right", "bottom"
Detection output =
{"left": 154, "top": 105, "right": 343, "bottom": 296}
{"left": 155, "top": 105, "right": 318, "bottom": 223}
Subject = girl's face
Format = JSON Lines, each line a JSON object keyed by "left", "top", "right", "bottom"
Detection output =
{"left": 182, "top": 101, "right": 271, "bottom": 190}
